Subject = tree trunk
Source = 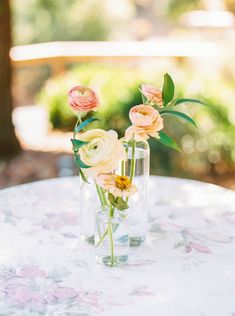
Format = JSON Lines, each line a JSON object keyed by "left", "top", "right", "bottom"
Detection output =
{"left": 0, "top": 0, "right": 21, "bottom": 159}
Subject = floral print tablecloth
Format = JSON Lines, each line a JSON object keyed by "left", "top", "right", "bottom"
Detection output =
{"left": 0, "top": 176, "right": 235, "bottom": 316}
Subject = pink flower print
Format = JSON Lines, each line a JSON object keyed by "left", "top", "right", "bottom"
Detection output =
{"left": 5, "top": 284, "right": 45, "bottom": 310}
{"left": 62, "top": 212, "right": 79, "bottom": 225}
{"left": 47, "top": 287, "right": 77, "bottom": 303}
{"left": 190, "top": 242, "right": 211, "bottom": 253}
{"left": 7, "top": 284, "right": 32, "bottom": 304}
{"left": 28, "top": 292, "right": 46, "bottom": 311}
{"left": 131, "top": 286, "right": 155, "bottom": 297}
{"left": 185, "top": 244, "right": 192, "bottom": 253}
{"left": 19, "top": 266, "right": 46, "bottom": 278}
{"left": 76, "top": 289, "right": 103, "bottom": 310}
{"left": 44, "top": 212, "right": 78, "bottom": 230}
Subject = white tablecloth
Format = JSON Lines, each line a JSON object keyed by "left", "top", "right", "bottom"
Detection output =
{"left": 0, "top": 176, "right": 235, "bottom": 316}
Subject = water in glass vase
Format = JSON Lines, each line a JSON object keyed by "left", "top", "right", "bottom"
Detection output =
{"left": 79, "top": 176, "right": 99, "bottom": 244}
{"left": 119, "top": 140, "right": 149, "bottom": 247}
{"left": 95, "top": 208, "right": 129, "bottom": 266}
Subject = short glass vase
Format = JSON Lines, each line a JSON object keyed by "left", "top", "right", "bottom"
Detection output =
{"left": 95, "top": 206, "right": 129, "bottom": 267}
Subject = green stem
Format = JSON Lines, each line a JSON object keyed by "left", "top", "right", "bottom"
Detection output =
{"left": 96, "top": 205, "right": 115, "bottom": 266}
{"left": 96, "top": 228, "right": 108, "bottom": 247}
{"left": 78, "top": 113, "right": 86, "bottom": 132}
{"left": 73, "top": 113, "right": 85, "bottom": 138}
{"left": 121, "top": 160, "right": 125, "bottom": 176}
{"left": 126, "top": 139, "right": 136, "bottom": 204}
{"left": 121, "top": 142, "right": 128, "bottom": 176}
{"left": 108, "top": 205, "right": 115, "bottom": 266}
{"left": 73, "top": 117, "right": 80, "bottom": 138}
{"left": 108, "top": 222, "right": 114, "bottom": 266}
{"left": 100, "top": 188, "right": 108, "bottom": 205}
{"left": 130, "top": 139, "right": 136, "bottom": 182}
{"left": 95, "top": 222, "right": 119, "bottom": 248}
{"left": 95, "top": 182, "right": 107, "bottom": 207}
{"left": 95, "top": 184, "right": 109, "bottom": 246}
{"left": 96, "top": 205, "right": 114, "bottom": 248}
{"left": 109, "top": 205, "right": 114, "bottom": 218}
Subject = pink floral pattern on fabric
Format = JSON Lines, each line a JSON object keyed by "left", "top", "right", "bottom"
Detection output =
{"left": 19, "top": 267, "right": 46, "bottom": 278}
{"left": 0, "top": 176, "right": 235, "bottom": 315}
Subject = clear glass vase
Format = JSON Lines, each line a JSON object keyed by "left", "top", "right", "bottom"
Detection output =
{"left": 79, "top": 176, "right": 100, "bottom": 244}
{"left": 95, "top": 207, "right": 129, "bottom": 267}
{"left": 119, "top": 140, "right": 150, "bottom": 247}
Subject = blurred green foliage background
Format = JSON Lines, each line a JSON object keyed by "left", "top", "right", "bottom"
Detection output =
{"left": 37, "top": 61, "right": 235, "bottom": 179}
{"left": 4, "top": 0, "right": 235, "bottom": 188}
{"left": 12, "top": 0, "right": 110, "bottom": 44}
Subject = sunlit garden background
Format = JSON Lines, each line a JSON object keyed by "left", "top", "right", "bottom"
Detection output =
{"left": 1, "top": 0, "right": 235, "bottom": 189}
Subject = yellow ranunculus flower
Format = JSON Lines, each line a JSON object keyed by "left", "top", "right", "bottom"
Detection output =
{"left": 78, "top": 129, "right": 126, "bottom": 176}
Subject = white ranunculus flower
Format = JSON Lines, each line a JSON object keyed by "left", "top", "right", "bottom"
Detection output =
{"left": 78, "top": 129, "right": 126, "bottom": 176}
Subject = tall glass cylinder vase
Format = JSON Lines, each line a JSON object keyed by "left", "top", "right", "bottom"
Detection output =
{"left": 79, "top": 176, "right": 100, "bottom": 244}
{"left": 119, "top": 140, "right": 150, "bottom": 246}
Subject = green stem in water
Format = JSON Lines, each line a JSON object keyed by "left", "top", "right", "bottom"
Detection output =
{"left": 121, "top": 160, "right": 126, "bottom": 176}
{"left": 126, "top": 139, "right": 136, "bottom": 204}
{"left": 108, "top": 205, "right": 115, "bottom": 266}
{"left": 130, "top": 139, "right": 136, "bottom": 182}
{"left": 108, "top": 222, "right": 114, "bottom": 266}
{"left": 121, "top": 142, "right": 128, "bottom": 176}
{"left": 109, "top": 205, "right": 114, "bottom": 218}
{"left": 121, "top": 160, "right": 125, "bottom": 176}
{"left": 96, "top": 228, "right": 108, "bottom": 247}
{"left": 96, "top": 222, "right": 119, "bottom": 248}
{"left": 95, "top": 187, "right": 109, "bottom": 246}
{"left": 95, "top": 186, "right": 116, "bottom": 266}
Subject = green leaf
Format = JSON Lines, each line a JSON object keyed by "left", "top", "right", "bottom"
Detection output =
{"left": 74, "top": 154, "right": 91, "bottom": 169}
{"left": 115, "top": 197, "right": 128, "bottom": 210}
{"left": 108, "top": 192, "right": 116, "bottom": 205}
{"left": 160, "top": 110, "right": 197, "bottom": 128}
{"left": 79, "top": 168, "right": 89, "bottom": 183}
{"left": 174, "top": 98, "right": 207, "bottom": 106}
{"left": 71, "top": 139, "right": 88, "bottom": 152}
{"left": 108, "top": 193, "right": 128, "bottom": 211}
{"left": 156, "top": 131, "right": 181, "bottom": 152}
{"left": 162, "top": 73, "right": 175, "bottom": 106}
{"left": 75, "top": 118, "right": 99, "bottom": 133}
{"left": 174, "top": 98, "right": 220, "bottom": 117}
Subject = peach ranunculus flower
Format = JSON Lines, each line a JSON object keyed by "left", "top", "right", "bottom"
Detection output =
{"left": 141, "top": 84, "right": 163, "bottom": 107}
{"left": 68, "top": 85, "right": 99, "bottom": 112}
{"left": 97, "top": 174, "right": 137, "bottom": 199}
{"left": 78, "top": 129, "right": 126, "bottom": 176}
{"left": 125, "top": 104, "right": 164, "bottom": 141}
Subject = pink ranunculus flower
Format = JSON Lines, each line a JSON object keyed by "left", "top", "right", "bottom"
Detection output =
{"left": 141, "top": 83, "right": 163, "bottom": 107}
{"left": 125, "top": 104, "right": 164, "bottom": 141}
{"left": 68, "top": 85, "right": 99, "bottom": 112}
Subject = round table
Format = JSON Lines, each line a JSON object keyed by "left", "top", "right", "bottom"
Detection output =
{"left": 0, "top": 176, "right": 235, "bottom": 316}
